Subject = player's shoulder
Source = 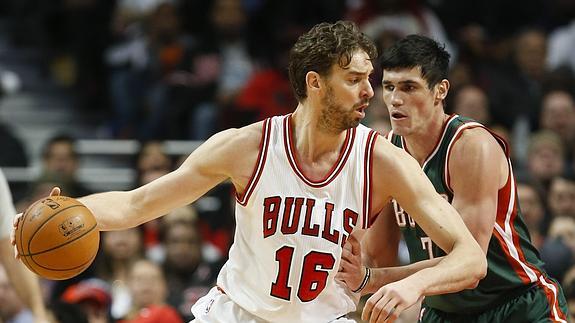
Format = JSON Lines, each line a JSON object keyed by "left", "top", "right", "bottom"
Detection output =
{"left": 210, "top": 120, "right": 266, "bottom": 152}
{"left": 371, "top": 133, "right": 415, "bottom": 169}
{"left": 452, "top": 126, "right": 501, "bottom": 157}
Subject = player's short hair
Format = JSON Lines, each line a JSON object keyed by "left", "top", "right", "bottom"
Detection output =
{"left": 381, "top": 34, "right": 450, "bottom": 89}
{"left": 288, "top": 21, "right": 377, "bottom": 102}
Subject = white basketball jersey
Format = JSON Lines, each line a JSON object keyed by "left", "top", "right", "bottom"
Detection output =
{"left": 216, "top": 115, "right": 378, "bottom": 322}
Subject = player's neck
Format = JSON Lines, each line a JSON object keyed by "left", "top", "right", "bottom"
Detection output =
{"left": 291, "top": 105, "right": 348, "bottom": 163}
{"left": 404, "top": 113, "right": 450, "bottom": 165}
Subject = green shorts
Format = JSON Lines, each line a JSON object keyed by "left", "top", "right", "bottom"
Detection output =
{"left": 419, "top": 281, "right": 568, "bottom": 323}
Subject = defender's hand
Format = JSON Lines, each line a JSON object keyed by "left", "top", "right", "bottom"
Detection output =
{"left": 336, "top": 233, "right": 366, "bottom": 292}
{"left": 362, "top": 279, "right": 423, "bottom": 323}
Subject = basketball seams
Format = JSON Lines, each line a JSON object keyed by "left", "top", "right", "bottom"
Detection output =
{"left": 25, "top": 203, "right": 85, "bottom": 255}
{"left": 23, "top": 222, "right": 98, "bottom": 257}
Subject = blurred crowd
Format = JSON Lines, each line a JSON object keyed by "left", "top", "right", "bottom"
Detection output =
{"left": 0, "top": 0, "right": 575, "bottom": 322}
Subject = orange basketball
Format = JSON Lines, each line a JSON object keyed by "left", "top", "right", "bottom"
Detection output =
{"left": 15, "top": 196, "right": 100, "bottom": 280}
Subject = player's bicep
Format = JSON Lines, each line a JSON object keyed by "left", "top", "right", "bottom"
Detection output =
{"left": 449, "top": 131, "right": 504, "bottom": 253}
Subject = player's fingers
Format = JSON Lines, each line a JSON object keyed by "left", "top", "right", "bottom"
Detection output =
{"left": 362, "top": 289, "right": 382, "bottom": 321}
{"left": 383, "top": 303, "right": 405, "bottom": 323}
{"left": 50, "top": 187, "right": 61, "bottom": 197}
{"left": 11, "top": 212, "right": 22, "bottom": 245}
{"left": 369, "top": 297, "right": 390, "bottom": 323}
{"left": 347, "top": 232, "right": 361, "bottom": 256}
{"left": 379, "top": 299, "right": 399, "bottom": 323}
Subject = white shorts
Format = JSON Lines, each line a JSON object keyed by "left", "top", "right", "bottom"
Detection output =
{"left": 190, "top": 286, "right": 356, "bottom": 323}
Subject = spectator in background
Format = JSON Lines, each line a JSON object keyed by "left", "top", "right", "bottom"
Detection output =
{"left": 482, "top": 28, "right": 550, "bottom": 165}
{"left": 448, "top": 83, "right": 511, "bottom": 155}
{"left": 547, "top": 17, "right": 575, "bottom": 73}
{"left": 61, "top": 278, "right": 113, "bottom": 323}
{"left": 0, "top": 264, "right": 35, "bottom": 323}
{"left": 540, "top": 216, "right": 575, "bottom": 283}
{"left": 41, "top": 133, "right": 92, "bottom": 198}
{"left": 360, "top": 0, "right": 455, "bottom": 58}
{"left": 539, "top": 89, "right": 575, "bottom": 166}
{"left": 548, "top": 175, "right": 575, "bottom": 219}
{"left": 160, "top": 206, "right": 220, "bottom": 321}
{"left": 133, "top": 141, "right": 174, "bottom": 261}
{"left": 119, "top": 259, "right": 182, "bottom": 323}
{"left": 525, "top": 130, "right": 566, "bottom": 192}
{"left": 106, "top": 2, "right": 198, "bottom": 140}
{"left": 48, "top": 301, "right": 89, "bottom": 323}
{"left": 449, "top": 84, "right": 491, "bottom": 125}
{"left": 95, "top": 227, "right": 145, "bottom": 321}
{"left": 517, "top": 180, "right": 546, "bottom": 249}
{"left": 229, "top": 22, "right": 300, "bottom": 127}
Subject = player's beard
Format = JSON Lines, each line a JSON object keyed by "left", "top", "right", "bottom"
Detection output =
{"left": 319, "top": 85, "right": 359, "bottom": 134}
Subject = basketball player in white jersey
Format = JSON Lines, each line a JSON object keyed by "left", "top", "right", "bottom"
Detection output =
{"left": 13, "top": 21, "right": 486, "bottom": 322}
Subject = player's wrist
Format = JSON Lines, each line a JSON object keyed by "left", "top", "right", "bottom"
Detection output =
{"left": 351, "top": 266, "right": 370, "bottom": 294}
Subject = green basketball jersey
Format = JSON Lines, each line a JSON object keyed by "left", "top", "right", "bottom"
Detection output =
{"left": 388, "top": 115, "right": 549, "bottom": 314}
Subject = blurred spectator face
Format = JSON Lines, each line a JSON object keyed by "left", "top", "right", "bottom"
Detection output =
{"left": 514, "top": 29, "right": 547, "bottom": 80}
{"left": 211, "top": 0, "right": 246, "bottom": 37}
{"left": 165, "top": 223, "right": 202, "bottom": 272}
{"left": 150, "top": 3, "right": 180, "bottom": 43}
{"left": 527, "top": 132, "right": 565, "bottom": 183}
{"left": 452, "top": 85, "right": 490, "bottom": 124}
{"left": 517, "top": 183, "right": 544, "bottom": 231}
{"left": 128, "top": 260, "right": 167, "bottom": 308}
{"left": 43, "top": 141, "right": 78, "bottom": 178}
{"left": 548, "top": 216, "right": 575, "bottom": 253}
{"left": 548, "top": 177, "right": 575, "bottom": 218}
{"left": 137, "top": 142, "right": 171, "bottom": 174}
{"left": 541, "top": 90, "right": 575, "bottom": 144}
{"left": 102, "top": 228, "right": 142, "bottom": 261}
{"left": 0, "top": 265, "right": 25, "bottom": 321}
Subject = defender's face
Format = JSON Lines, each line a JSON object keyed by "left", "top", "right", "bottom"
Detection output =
{"left": 319, "top": 50, "right": 374, "bottom": 132}
{"left": 382, "top": 67, "right": 438, "bottom": 137}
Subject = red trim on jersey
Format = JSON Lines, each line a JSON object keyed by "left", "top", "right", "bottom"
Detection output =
{"left": 444, "top": 120, "right": 544, "bottom": 284}
{"left": 538, "top": 276, "right": 568, "bottom": 322}
{"left": 362, "top": 130, "right": 378, "bottom": 229}
{"left": 385, "top": 130, "right": 394, "bottom": 141}
{"left": 283, "top": 115, "right": 355, "bottom": 188}
{"left": 493, "top": 193, "right": 533, "bottom": 284}
{"left": 443, "top": 122, "right": 482, "bottom": 193}
{"left": 236, "top": 118, "right": 272, "bottom": 206}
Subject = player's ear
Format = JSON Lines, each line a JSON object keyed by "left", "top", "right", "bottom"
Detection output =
{"left": 306, "top": 71, "right": 321, "bottom": 94}
{"left": 435, "top": 79, "right": 450, "bottom": 103}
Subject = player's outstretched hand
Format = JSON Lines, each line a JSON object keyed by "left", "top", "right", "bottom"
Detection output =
{"left": 336, "top": 233, "right": 366, "bottom": 293}
{"left": 11, "top": 187, "right": 61, "bottom": 259}
{"left": 362, "top": 279, "right": 423, "bottom": 323}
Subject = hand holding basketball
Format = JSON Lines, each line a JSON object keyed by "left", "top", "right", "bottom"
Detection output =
{"left": 12, "top": 188, "right": 100, "bottom": 280}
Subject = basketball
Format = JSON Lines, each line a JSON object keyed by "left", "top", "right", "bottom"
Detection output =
{"left": 15, "top": 196, "right": 100, "bottom": 280}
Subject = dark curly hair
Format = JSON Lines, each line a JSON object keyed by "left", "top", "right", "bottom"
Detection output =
{"left": 288, "top": 21, "right": 377, "bottom": 102}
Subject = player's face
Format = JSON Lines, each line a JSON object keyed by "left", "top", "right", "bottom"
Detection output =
{"left": 319, "top": 50, "right": 374, "bottom": 133}
{"left": 382, "top": 67, "right": 441, "bottom": 137}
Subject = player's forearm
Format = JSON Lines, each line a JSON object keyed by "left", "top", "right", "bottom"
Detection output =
{"left": 362, "top": 257, "right": 443, "bottom": 295}
{"left": 407, "top": 241, "right": 486, "bottom": 296}
{"left": 79, "top": 191, "right": 143, "bottom": 231}
{"left": 0, "top": 240, "right": 48, "bottom": 320}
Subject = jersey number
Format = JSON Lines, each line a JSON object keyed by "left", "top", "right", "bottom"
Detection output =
{"left": 270, "top": 246, "right": 336, "bottom": 302}
{"left": 420, "top": 237, "right": 435, "bottom": 259}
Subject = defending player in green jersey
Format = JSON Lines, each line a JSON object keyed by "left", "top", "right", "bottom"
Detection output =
{"left": 337, "top": 35, "right": 568, "bottom": 322}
